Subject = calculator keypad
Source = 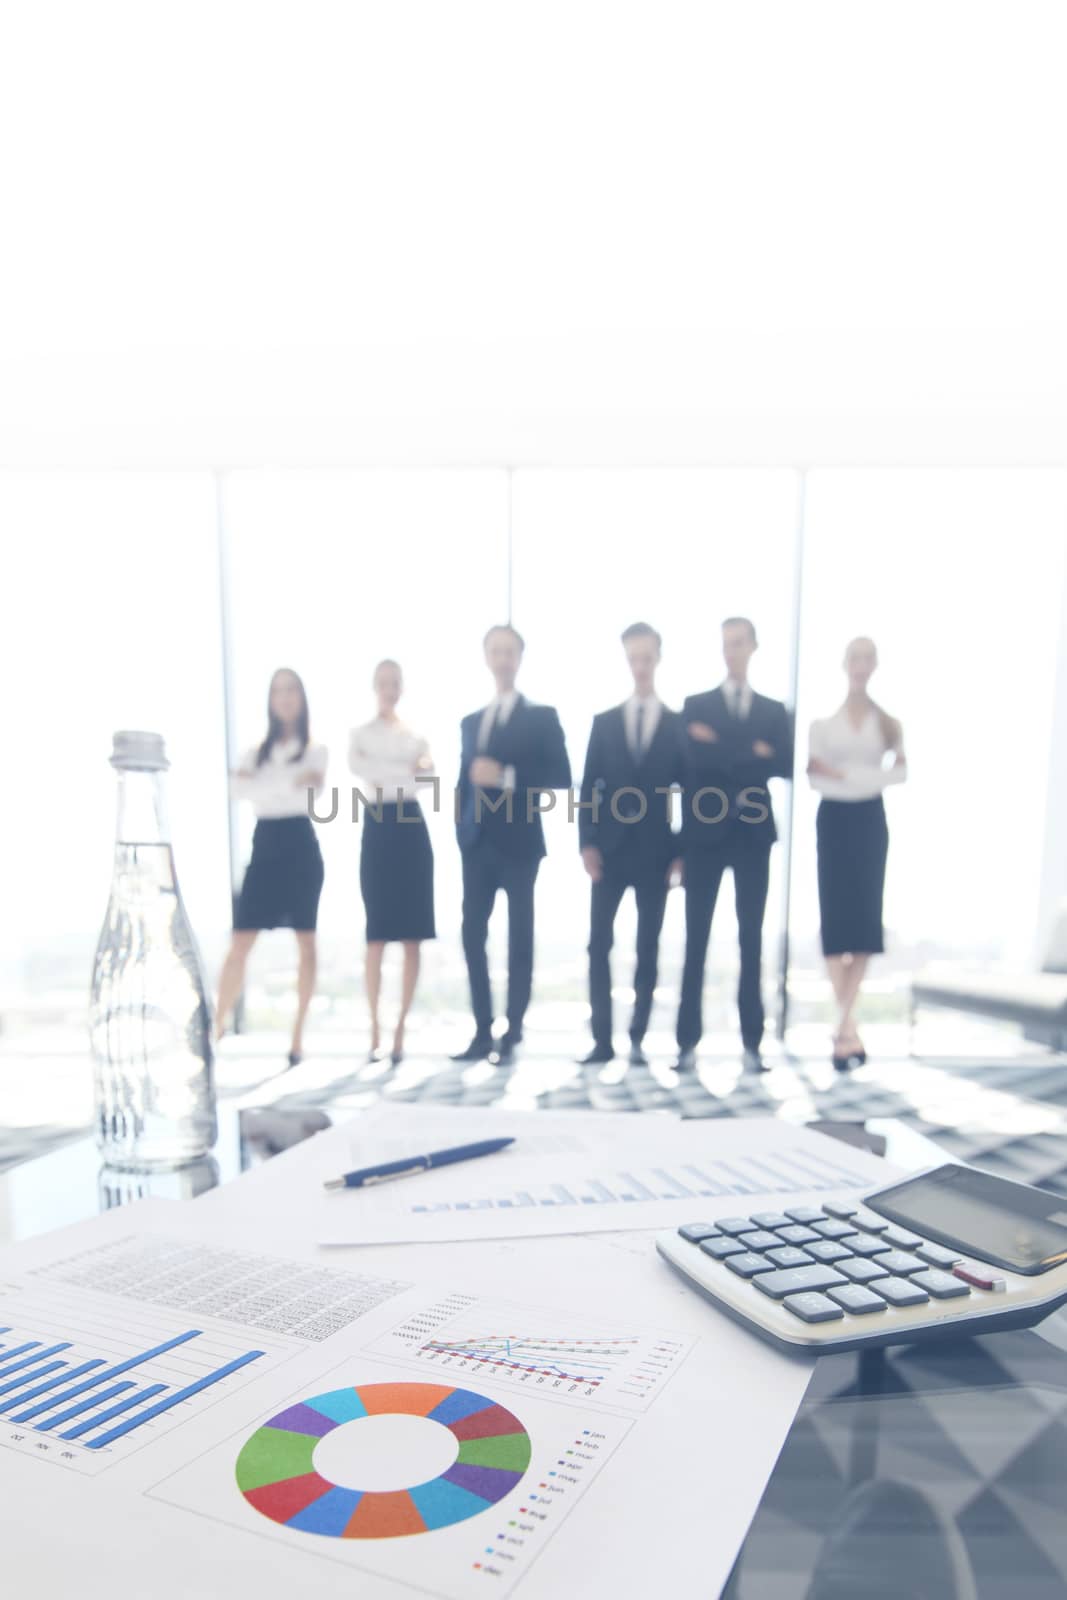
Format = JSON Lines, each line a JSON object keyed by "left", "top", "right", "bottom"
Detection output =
{"left": 678, "top": 1222, "right": 719, "bottom": 1243}
{"left": 724, "top": 1251, "right": 775, "bottom": 1279}
{"left": 838, "top": 1234, "right": 890, "bottom": 1257}
{"left": 735, "top": 1229, "right": 781, "bottom": 1252}
{"left": 811, "top": 1218, "right": 856, "bottom": 1240}
{"left": 838, "top": 1256, "right": 889, "bottom": 1283}
{"left": 781, "top": 1292, "right": 843, "bottom": 1323}
{"left": 876, "top": 1275, "right": 931, "bottom": 1307}
{"left": 699, "top": 1235, "right": 747, "bottom": 1259}
{"left": 754, "top": 1265, "right": 850, "bottom": 1298}
{"left": 674, "top": 1200, "right": 993, "bottom": 1330}
{"left": 777, "top": 1224, "right": 821, "bottom": 1245}
{"left": 916, "top": 1242, "right": 960, "bottom": 1268}
{"left": 807, "top": 1240, "right": 852, "bottom": 1264}
{"left": 827, "top": 1285, "right": 887, "bottom": 1315}
{"left": 871, "top": 1250, "right": 925, "bottom": 1276}
{"left": 881, "top": 1226, "right": 923, "bottom": 1250}
{"left": 767, "top": 1245, "right": 815, "bottom": 1269}
{"left": 911, "top": 1268, "right": 970, "bottom": 1299}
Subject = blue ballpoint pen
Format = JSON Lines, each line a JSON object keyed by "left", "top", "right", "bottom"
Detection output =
{"left": 323, "top": 1136, "right": 514, "bottom": 1190}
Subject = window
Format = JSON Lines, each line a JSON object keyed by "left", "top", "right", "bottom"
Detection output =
{"left": 222, "top": 470, "right": 509, "bottom": 1034}
{"left": 510, "top": 469, "right": 800, "bottom": 1049}
{"left": 788, "top": 469, "right": 1067, "bottom": 1048}
{"left": 2, "top": 473, "right": 225, "bottom": 1045}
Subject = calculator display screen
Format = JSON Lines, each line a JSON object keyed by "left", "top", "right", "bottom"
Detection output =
{"left": 869, "top": 1164, "right": 1067, "bottom": 1275}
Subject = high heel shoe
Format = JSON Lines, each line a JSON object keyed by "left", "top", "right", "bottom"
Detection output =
{"left": 390, "top": 1050, "right": 404, "bottom": 1066}
{"left": 831, "top": 1034, "right": 862, "bottom": 1072}
{"left": 287, "top": 1050, "right": 302, "bottom": 1070}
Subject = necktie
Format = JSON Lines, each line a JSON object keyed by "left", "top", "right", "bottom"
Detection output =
{"left": 480, "top": 702, "right": 498, "bottom": 752}
{"left": 733, "top": 686, "right": 744, "bottom": 720}
{"left": 633, "top": 700, "right": 646, "bottom": 757}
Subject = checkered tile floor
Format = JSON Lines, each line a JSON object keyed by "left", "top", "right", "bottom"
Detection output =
{"left": 5, "top": 1022, "right": 1067, "bottom": 1193}
{"left": 254, "top": 1031, "right": 1067, "bottom": 1197}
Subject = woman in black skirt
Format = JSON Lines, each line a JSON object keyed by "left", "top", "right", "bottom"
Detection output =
{"left": 349, "top": 660, "right": 436, "bottom": 1064}
{"left": 808, "top": 638, "right": 906, "bottom": 1070}
{"left": 216, "top": 667, "right": 327, "bottom": 1068}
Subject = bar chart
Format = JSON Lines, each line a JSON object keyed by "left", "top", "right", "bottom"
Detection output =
{"left": 407, "top": 1143, "right": 873, "bottom": 1216}
{"left": 0, "top": 1299, "right": 281, "bottom": 1474}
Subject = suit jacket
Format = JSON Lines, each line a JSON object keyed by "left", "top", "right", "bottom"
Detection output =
{"left": 456, "top": 695, "right": 572, "bottom": 859}
{"left": 680, "top": 687, "right": 793, "bottom": 852}
{"left": 578, "top": 704, "right": 684, "bottom": 870}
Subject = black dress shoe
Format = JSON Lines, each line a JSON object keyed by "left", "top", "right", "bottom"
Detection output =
{"left": 628, "top": 1041, "right": 649, "bottom": 1066}
{"left": 743, "top": 1047, "right": 769, "bottom": 1072}
{"left": 450, "top": 1036, "right": 494, "bottom": 1062}
{"left": 577, "top": 1047, "right": 615, "bottom": 1066}
{"left": 674, "top": 1047, "right": 697, "bottom": 1071}
{"left": 493, "top": 1032, "right": 522, "bottom": 1064}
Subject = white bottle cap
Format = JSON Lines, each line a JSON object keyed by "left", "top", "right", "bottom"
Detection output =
{"left": 110, "top": 731, "right": 170, "bottom": 771}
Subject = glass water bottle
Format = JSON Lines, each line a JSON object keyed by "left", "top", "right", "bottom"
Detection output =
{"left": 90, "top": 731, "right": 217, "bottom": 1168}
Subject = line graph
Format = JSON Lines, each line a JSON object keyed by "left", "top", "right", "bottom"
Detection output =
{"left": 372, "top": 1290, "right": 690, "bottom": 1410}
{"left": 418, "top": 1334, "right": 640, "bottom": 1386}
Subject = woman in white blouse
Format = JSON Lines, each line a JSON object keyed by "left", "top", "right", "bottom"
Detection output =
{"left": 349, "top": 660, "right": 436, "bottom": 1064}
{"left": 216, "top": 667, "right": 328, "bottom": 1068}
{"left": 808, "top": 638, "right": 906, "bottom": 1070}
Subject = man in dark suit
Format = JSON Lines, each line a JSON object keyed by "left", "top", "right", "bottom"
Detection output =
{"left": 577, "top": 622, "right": 684, "bottom": 1066}
{"left": 453, "top": 623, "right": 571, "bottom": 1064}
{"left": 676, "top": 616, "right": 793, "bottom": 1071}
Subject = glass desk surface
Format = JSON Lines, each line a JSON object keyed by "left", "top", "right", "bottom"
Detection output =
{"left": 3, "top": 1112, "right": 1067, "bottom": 1596}
{"left": 725, "top": 1323, "right": 1067, "bottom": 1599}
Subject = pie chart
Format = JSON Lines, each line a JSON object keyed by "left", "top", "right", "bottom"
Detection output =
{"left": 236, "top": 1381, "right": 532, "bottom": 1539}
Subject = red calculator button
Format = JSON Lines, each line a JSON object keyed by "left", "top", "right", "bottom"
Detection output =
{"left": 952, "top": 1264, "right": 1006, "bottom": 1291}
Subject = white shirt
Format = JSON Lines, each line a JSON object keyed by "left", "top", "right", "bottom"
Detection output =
{"left": 349, "top": 717, "right": 434, "bottom": 804}
{"left": 808, "top": 707, "right": 907, "bottom": 801}
{"left": 624, "top": 692, "right": 662, "bottom": 755}
{"left": 232, "top": 738, "right": 329, "bottom": 818}
{"left": 720, "top": 678, "right": 753, "bottom": 720}
{"left": 478, "top": 689, "right": 519, "bottom": 751}
{"left": 476, "top": 690, "right": 519, "bottom": 789}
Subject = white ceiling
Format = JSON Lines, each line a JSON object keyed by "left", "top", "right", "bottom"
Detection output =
{"left": 2, "top": 0, "right": 1065, "bottom": 467}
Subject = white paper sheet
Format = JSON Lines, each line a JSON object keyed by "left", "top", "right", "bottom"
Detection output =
{"left": 306, "top": 1109, "right": 892, "bottom": 1245}
{"left": 0, "top": 1204, "right": 813, "bottom": 1600}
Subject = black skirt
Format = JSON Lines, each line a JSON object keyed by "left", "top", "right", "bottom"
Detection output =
{"left": 816, "top": 797, "right": 889, "bottom": 957}
{"left": 360, "top": 801, "right": 436, "bottom": 942}
{"left": 235, "top": 816, "right": 324, "bottom": 932}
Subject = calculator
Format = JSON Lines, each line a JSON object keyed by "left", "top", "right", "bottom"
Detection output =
{"left": 656, "top": 1162, "right": 1067, "bottom": 1353}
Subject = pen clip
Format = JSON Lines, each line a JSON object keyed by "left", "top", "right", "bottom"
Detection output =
{"left": 361, "top": 1160, "right": 431, "bottom": 1186}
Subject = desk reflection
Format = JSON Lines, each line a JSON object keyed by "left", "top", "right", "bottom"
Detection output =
{"left": 725, "top": 1330, "right": 1067, "bottom": 1599}
{"left": 97, "top": 1107, "right": 332, "bottom": 1213}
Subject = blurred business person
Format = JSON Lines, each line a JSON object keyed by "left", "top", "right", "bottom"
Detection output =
{"left": 577, "top": 623, "right": 684, "bottom": 1066}
{"left": 217, "top": 667, "right": 327, "bottom": 1068}
{"left": 675, "top": 618, "right": 793, "bottom": 1072}
{"left": 808, "top": 636, "right": 906, "bottom": 1070}
{"left": 454, "top": 624, "right": 571, "bottom": 1065}
{"left": 349, "top": 659, "right": 436, "bottom": 1066}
